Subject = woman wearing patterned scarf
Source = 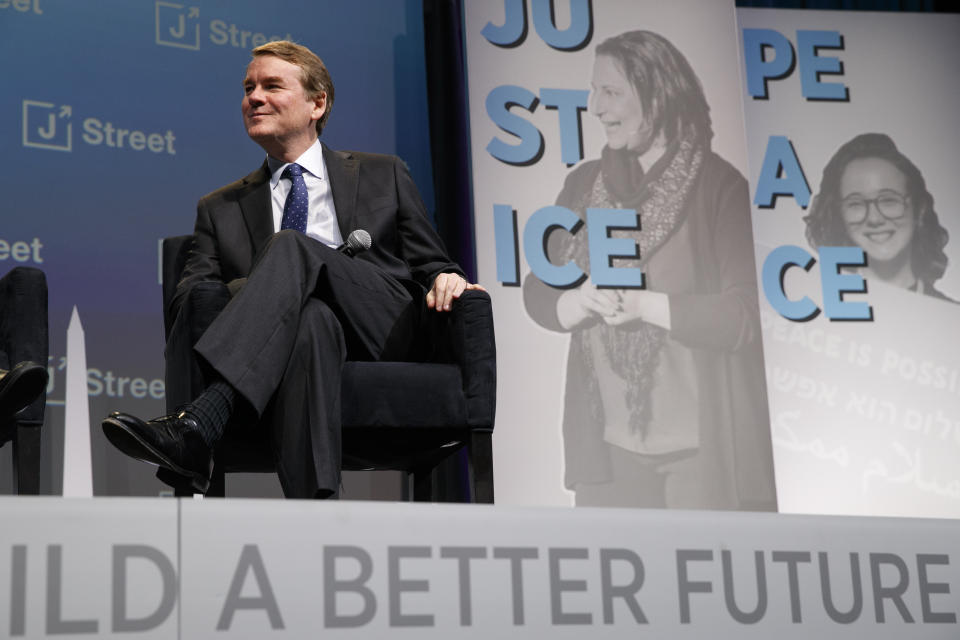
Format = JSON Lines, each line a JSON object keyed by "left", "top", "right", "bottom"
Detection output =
{"left": 524, "top": 30, "right": 777, "bottom": 510}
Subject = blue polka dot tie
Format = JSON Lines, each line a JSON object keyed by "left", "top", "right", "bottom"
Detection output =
{"left": 280, "top": 163, "right": 308, "bottom": 233}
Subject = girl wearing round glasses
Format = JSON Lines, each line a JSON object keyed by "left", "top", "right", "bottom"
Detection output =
{"left": 804, "top": 133, "right": 954, "bottom": 301}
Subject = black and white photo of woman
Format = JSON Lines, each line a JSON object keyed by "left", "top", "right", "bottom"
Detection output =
{"left": 524, "top": 30, "right": 777, "bottom": 510}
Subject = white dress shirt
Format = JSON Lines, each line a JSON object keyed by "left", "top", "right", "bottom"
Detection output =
{"left": 267, "top": 138, "right": 343, "bottom": 248}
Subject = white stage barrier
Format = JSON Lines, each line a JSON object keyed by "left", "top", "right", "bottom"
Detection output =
{"left": 1, "top": 497, "right": 957, "bottom": 638}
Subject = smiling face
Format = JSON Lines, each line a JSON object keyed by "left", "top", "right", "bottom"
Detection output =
{"left": 589, "top": 55, "right": 654, "bottom": 153}
{"left": 242, "top": 55, "right": 326, "bottom": 161}
{"left": 839, "top": 157, "right": 915, "bottom": 265}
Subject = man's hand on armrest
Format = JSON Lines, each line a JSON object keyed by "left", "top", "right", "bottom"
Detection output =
{"left": 426, "top": 272, "right": 486, "bottom": 312}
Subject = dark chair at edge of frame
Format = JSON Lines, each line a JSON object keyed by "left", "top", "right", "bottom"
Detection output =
{"left": 0, "top": 266, "right": 49, "bottom": 495}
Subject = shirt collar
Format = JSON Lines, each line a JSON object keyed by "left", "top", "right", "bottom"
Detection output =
{"left": 267, "top": 138, "right": 326, "bottom": 190}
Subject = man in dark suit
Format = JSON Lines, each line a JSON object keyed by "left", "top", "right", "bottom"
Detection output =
{"left": 102, "top": 40, "right": 481, "bottom": 498}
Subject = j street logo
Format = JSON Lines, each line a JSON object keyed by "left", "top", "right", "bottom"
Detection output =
{"left": 154, "top": 0, "right": 293, "bottom": 51}
{"left": 155, "top": 1, "right": 200, "bottom": 50}
{"left": 0, "top": 0, "right": 42, "bottom": 15}
{"left": 22, "top": 100, "right": 71, "bottom": 151}
{"left": 21, "top": 99, "right": 177, "bottom": 155}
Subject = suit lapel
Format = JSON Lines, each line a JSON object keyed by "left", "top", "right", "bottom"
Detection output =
{"left": 238, "top": 161, "right": 273, "bottom": 259}
{"left": 322, "top": 143, "right": 359, "bottom": 241}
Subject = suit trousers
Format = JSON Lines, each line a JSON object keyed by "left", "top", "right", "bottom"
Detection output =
{"left": 192, "top": 230, "right": 417, "bottom": 498}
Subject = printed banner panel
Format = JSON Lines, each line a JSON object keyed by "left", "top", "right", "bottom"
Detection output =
{"left": 464, "top": 0, "right": 776, "bottom": 510}
{"left": 739, "top": 9, "right": 960, "bottom": 518}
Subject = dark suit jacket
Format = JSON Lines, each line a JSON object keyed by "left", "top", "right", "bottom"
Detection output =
{"left": 171, "top": 143, "right": 463, "bottom": 318}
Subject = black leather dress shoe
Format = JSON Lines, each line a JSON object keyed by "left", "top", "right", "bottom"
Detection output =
{"left": 0, "top": 361, "right": 48, "bottom": 419}
{"left": 102, "top": 411, "right": 212, "bottom": 493}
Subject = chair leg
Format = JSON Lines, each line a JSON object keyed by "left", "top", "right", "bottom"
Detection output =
{"left": 206, "top": 464, "right": 226, "bottom": 498}
{"left": 468, "top": 431, "right": 494, "bottom": 504}
{"left": 412, "top": 467, "right": 433, "bottom": 502}
{"left": 158, "top": 464, "right": 224, "bottom": 498}
{"left": 172, "top": 483, "right": 194, "bottom": 498}
{"left": 158, "top": 467, "right": 200, "bottom": 497}
{"left": 12, "top": 423, "right": 41, "bottom": 495}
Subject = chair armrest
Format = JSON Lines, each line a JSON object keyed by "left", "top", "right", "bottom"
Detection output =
{"left": 0, "top": 267, "right": 48, "bottom": 426}
{"left": 443, "top": 289, "right": 497, "bottom": 430}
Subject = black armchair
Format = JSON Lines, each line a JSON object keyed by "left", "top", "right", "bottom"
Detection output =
{"left": 161, "top": 235, "right": 496, "bottom": 502}
{"left": 0, "top": 267, "right": 49, "bottom": 494}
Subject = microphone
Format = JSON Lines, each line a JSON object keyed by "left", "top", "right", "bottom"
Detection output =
{"left": 338, "top": 229, "right": 372, "bottom": 257}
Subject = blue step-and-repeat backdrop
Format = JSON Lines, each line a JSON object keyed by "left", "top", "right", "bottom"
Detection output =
{"left": 1, "top": 0, "right": 435, "bottom": 495}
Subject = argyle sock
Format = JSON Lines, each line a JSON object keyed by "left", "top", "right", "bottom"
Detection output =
{"left": 183, "top": 380, "right": 236, "bottom": 448}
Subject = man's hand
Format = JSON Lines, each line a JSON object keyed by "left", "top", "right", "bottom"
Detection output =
{"left": 426, "top": 273, "right": 486, "bottom": 312}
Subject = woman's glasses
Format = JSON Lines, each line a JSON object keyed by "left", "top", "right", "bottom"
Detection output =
{"left": 841, "top": 191, "right": 910, "bottom": 225}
